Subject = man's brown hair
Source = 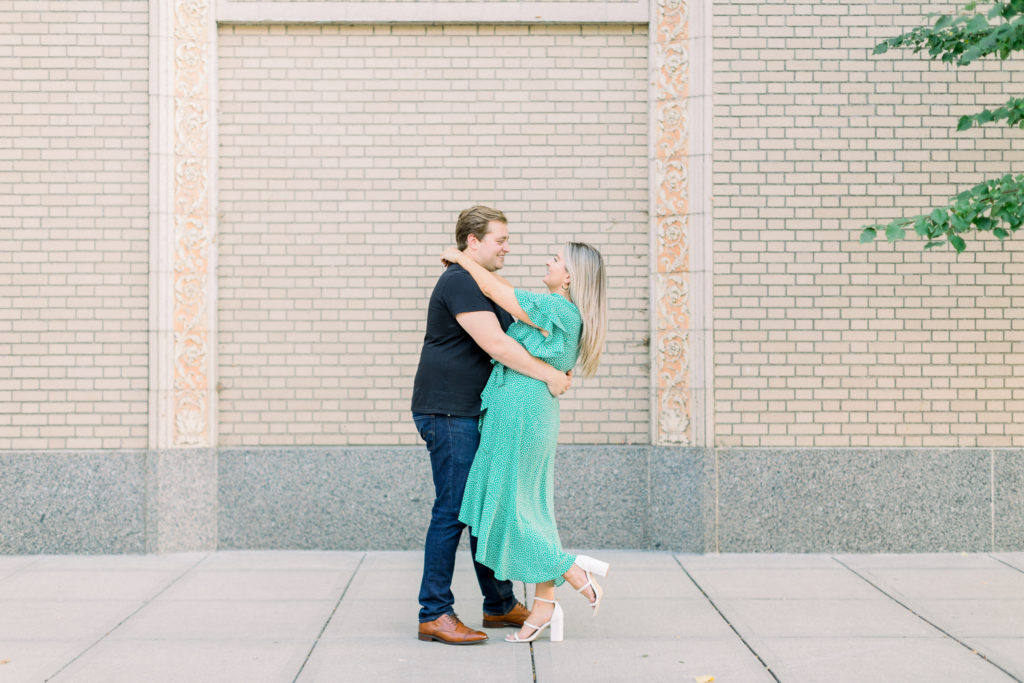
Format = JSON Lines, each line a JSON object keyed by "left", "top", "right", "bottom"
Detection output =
{"left": 455, "top": 205, "right": 507, "bottom": 250}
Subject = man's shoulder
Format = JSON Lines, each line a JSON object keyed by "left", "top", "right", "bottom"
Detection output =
{"left": 437, "top": 264, "right": 481, "bottom": 295}
{"left": 440, "top": 263, "right": 472, "bottom": 282}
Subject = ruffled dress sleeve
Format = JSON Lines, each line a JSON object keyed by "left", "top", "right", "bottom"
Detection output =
{"left": 506, "top": 289, "right": 576, "bottom": 362}
{"left": 479, "top": 290, "right": 580, "bottom": 412}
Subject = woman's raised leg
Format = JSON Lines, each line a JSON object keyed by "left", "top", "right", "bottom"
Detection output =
{"left": 562, "top": 555, "right": 609, "bottom": 615}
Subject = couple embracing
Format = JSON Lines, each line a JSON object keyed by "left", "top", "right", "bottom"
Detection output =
{"left": 411, "top": 205, "right": 609, "bottom": 645}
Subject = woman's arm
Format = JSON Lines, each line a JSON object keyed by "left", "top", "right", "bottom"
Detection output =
{"left": 440, "top": 247, "right": 545, "bottom": 333}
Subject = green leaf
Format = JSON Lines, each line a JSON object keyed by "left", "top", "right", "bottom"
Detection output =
{"left": 949, "top": 234, "right": 967, "bottom": 252}
{"left": 965, "top": 0, "right": 977, "bottom": 10}
{"left": 873, "top": 42, "right": 889, "bottom": 55}
{"left": 886, "top": 224, "right": 906, "bottom": 241}
{"left": 994, "top": 228, "right": 1010, "bottom": 239}
{"left": 970, "top": 12, "right": 991, "bottom": 28}
{"left": 929, "top": 208, "right": 948, "bottom": 225}
{"left": 913, "top": 215, "right": 931, "bottom": 237}
{"left": 957, "top": 115, "right": 973, "bottom": 131}
{"left": 859, "top": 227, "right": 877, "bottom": 243}
{"left": 935, "top": 14, "right": 954, "bottom": 30}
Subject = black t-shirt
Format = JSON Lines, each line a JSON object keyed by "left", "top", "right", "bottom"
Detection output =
{"left": 412, "top": 264, "right": 513, "bottom": 416}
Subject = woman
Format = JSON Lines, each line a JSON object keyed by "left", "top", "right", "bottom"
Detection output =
{"left": 439, "top": 241, "right": 609, "bottom": 643}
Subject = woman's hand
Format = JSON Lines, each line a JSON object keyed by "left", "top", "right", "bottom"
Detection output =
{"left": 440, "top": 247, "right": 463, "bottom": 267}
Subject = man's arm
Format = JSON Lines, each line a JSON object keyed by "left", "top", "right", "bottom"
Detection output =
{"left": 456, "top": 310, "right": 571, "bottom": 397}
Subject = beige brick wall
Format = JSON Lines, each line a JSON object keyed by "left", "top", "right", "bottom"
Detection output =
{"left": 216, "top": 24, "right": 650, "bottom": 446}
{"left": 0, "top": 2, "right": 149, "bottom": 450}
{"left": 713, "top": 2, "right": 1024, "bottom": 447}
{"left": 264, "top": 0, "right": 611, "bottom": 2}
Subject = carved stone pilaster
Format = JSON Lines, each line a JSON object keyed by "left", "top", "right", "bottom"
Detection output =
{"left": 148, "top": 0, "right": 218, "bottom": 552}
{"left": 652, "top": 0, "right": 692, "bottom": 446}
{"left": 151, "top": 0, "right": 217, "bottom": 450}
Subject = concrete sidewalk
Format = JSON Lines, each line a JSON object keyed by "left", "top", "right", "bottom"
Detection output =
{"left": 0, "top": 551, "right": 1022, "bottom": 683}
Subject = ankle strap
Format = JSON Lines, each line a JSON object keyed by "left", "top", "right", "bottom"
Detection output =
{"left": 533, "top": 597, "right": 556, "bottom": 604}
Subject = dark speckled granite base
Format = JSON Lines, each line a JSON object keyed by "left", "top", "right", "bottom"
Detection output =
{"left": 217, "top": 447, "right": 436, "bottom": 550}
{"left": 994, "top": 449, "right": 1024, "bottom": 551}
{"left": 714, "top": 448, "right": 995, "bottom": 553}
{"left": 217, "top": 445, "right": 661, "bottom": 550}
{"left": 649, "top": 447, "right": 711, "bottom": 552}
{"left": 551, "top": 446, "right": 650, "bottom": 549}
{"left": 2, "top": 447, "right": 1022, "bottom": 553}
{"left": 0, "top": 451, "right": 148, "bottom": 554}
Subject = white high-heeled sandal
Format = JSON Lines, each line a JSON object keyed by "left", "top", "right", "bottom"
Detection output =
{"left": 505, "top": 597, "right": 564, "bottom": 643}
{"left": 574, "top": 554, "right": 609, "bottom": 616}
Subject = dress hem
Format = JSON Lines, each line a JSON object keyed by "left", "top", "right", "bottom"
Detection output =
{"left": 464, "top": 526, "right": 575, "bottom": 586}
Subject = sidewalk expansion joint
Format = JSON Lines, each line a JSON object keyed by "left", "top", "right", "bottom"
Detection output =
{"left": 833, "top": 556, "right": 1022, "bottom": 683}
{"left": 990, "top": 553, "right": 1024, "bottom": 576}
{"left": 525, "top": 578, "right": 537, "bottom": 682}
{"left": 291, "top": 552, "right": 366, "bottom": 683}
{"left": 0, "top": 556, "right": 44, "bottom": 588}
{"left": 44, "top": 552, "right": 211, "bottom": 682}
{"left": 672, "top": 555, "right": 781, "bottom": 683}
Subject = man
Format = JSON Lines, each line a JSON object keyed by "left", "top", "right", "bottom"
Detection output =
{"left": 412, "top": 206, "right": 572, "bottom": 645}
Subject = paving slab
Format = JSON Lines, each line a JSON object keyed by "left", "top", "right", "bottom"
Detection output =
{"left": 357, "top": 550, "right": 423, "bottom": 571}
{"left": 30, "top": 553, "right": 205, "bottom": 572}
{"left": 901, "top": 599, "right": 1024, "bottom": 638}
{"left": 533, "top": 637, "right": 774, "bottom": 683}
{"left": 992, "top": 553, "right": 1024, "bottom": 572}
{"left": 836, "top": 553, "right": 1004, "bottom": 569}
{"left": 0, "top": 599, "right": 141, "bottom": 640}
{"left": 678, "top": 553, "right": 840, "bottom": 569}
{"left": 0, "top": 556, "right": 40, "bottom": 582}
{"left": 193, "top": 550, "right": 363, "bottom": 572}
{"left": 0, "top": 641, "right": 94, "bottom": 683}
{"left": 296, "top": 637, "right": 532, "bottom": 683}
{"left": 971, "top": 638, "right": 1024, "bottom": 675}
{"left": 48, "top": 638, "right": 312, "bottom": 683}
{"left": 679, "top": 566, "right": 881, "bottom": 600}
{"left": 578, "top": 549, "right": 687, "bottom": 571}
{"left": 755, "top": 636, "right": 1013, "bottom": 683}
{"left": 589, "top": 565, "right": 705, "bottom": 600}
{"left": 108, "top": 599, "right": 338, "bottom": 641}
{"left": 1, "top": 550, "right": 1023, "bottom": 682}
{"left": 159, "top": 568, "right": 353, "bottom": 602}
{"left": 341, "top": 566, "right": 421, "bottom": 602}
{"left": 712, "top": 598, "right": 939, "bottom": 639}
{"left": 0, "top": 568, "right": 183, "bottom": 602}
{"left": 841, "top": 567, "right": 1024, "bottom": 600}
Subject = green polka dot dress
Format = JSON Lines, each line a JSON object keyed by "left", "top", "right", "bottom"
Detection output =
{"left": 459, "top": 289, "right": 582, "bottom": 586}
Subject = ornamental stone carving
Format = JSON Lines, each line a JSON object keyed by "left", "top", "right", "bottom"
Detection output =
{"left": 653, "top": 0, "right": 692, "bottom": 445}
{"left": 169, "top": 0, "right": 214, "bottom": 447}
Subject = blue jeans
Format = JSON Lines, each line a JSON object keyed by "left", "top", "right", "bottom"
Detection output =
{"left": 413, "top": 412, "right": 517, "bottom": 622}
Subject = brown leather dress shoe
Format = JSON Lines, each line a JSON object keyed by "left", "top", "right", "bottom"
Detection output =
{"left": 482, "top": 601, "right": 531, "bottom": 629}
{"left": 418, "top": 613, "right": 489, "bottom": 645}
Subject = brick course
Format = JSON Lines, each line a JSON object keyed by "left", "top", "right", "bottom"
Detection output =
{"left": 0, "top": 2, "right": 149, "bottom": 449}
{"left": 712, "top": 1, "right": 1024, "bottom": 447}
{"left": 216, "top": 23, "right": 651, "bottom": 446}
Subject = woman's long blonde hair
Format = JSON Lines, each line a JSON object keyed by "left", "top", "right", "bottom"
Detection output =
{"left": 564, "top": 242, "right": 607, "bottom": 377}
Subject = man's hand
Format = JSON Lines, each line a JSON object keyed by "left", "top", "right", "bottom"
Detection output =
{"left": 546, "top": 369, "right": 572, "bottom": 397}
